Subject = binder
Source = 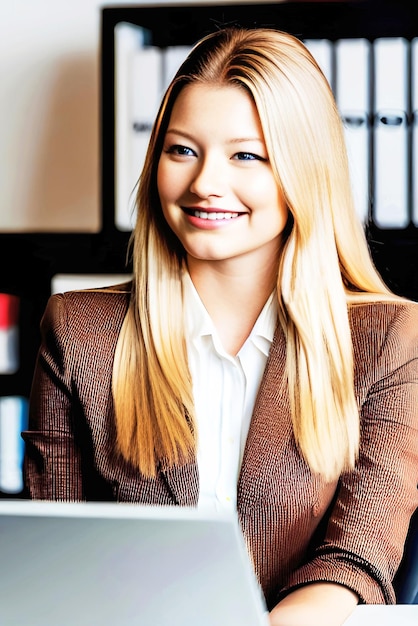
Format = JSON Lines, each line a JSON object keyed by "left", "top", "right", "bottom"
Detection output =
{"left": 413, "top": 38, "right": 418, "bottom": 227}
{"left": 130, "top": 45, "right": 162, "bottom": 215}
{"left": 0, "top": 396, "right": 28, "bottom": 494}
{"left": 114, "top": 24, "right": 162, "bottom": 231}
{"left": 373, "top": 38, "right": 409, "bottom": 228}
{"left": 114, "top": 22, "right": 146, "bottom": 231}
{"left": 335, "top": 38, "right": 371, "bottom": 224}
{"left": 0, "top": 293, "right": 19, "bottom": 375}
{"left": 303, "top": 39, "right": 333, "bottom": 88}
{"left": 51, "top": 273, "right": 132, "bottom": 294}
{"left": 163, "top": 45, "right": 193, "bottom": 90}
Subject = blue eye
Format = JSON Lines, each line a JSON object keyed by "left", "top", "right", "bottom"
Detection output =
{"left": 166, "top": 144, "right": 195, "bottom": 156}
{"left": 234, "top": 152, "right": 265, "bottom": 161}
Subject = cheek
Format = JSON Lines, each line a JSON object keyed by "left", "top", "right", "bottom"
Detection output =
{"left": 156, "top": 162, "right": 169, "bottom": 206}
{"left": 156, "top": 164, "right": 176, "bottom": 233}
{"left": 243, "top": 174, "right": 288, "bottom": 224}
{"left": 157, "top": 161, "right": 187, "bottom": 214}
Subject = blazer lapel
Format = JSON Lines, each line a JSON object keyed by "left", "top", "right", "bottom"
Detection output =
{"left": 238, "top": 324, "right": 293, "bottom": 502}
{"left": 161, "top": 460, "right": 199, "bottom": 506}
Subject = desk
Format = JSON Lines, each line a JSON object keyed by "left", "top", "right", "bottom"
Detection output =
{"left": 345, "top": 605, "right": 418, "bottom": 625}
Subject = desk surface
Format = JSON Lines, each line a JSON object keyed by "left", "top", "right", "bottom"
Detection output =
{"left": 345, "top": 605, "right": 418, "bottom": 625}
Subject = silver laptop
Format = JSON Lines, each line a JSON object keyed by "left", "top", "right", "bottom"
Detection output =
{"left": 0, "top": 500, "right": 269, "bottom": 626}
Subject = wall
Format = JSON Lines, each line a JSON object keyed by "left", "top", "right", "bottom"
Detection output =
{"left": 0, "top": 0, "right": 107, "bottom": 232}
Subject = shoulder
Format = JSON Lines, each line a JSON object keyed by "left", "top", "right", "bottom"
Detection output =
{"left": 349, "top": 299, "right": 418, "bottom": 349}
{"left": 41, "top": 281, "right": 131, "bottom": 336}
{"left": 33, "top": 283, "right": 132, "bottom": 392}
{"left": 349, "top": 298, "right": 418, "bottom": 390}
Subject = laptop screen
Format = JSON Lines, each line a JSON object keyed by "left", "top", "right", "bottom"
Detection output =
{"left": 0, "top": 500, "right": 269, "bottom": 626}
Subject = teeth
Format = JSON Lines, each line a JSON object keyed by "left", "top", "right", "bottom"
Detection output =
{"left": 193, "top": 210, "right": 239, "bottom": 220}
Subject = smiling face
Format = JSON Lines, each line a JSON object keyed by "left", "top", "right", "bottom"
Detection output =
{"left": 157, "top": 82, "right": 288, "bottom": 273}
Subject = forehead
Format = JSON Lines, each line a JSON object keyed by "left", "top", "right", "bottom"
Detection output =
{"left": 167, "top": 82, "right": 264, "bottom": 135}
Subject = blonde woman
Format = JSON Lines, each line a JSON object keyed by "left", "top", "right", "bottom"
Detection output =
{"left": 24, "top": 27, "right": 418, "bottom": 625}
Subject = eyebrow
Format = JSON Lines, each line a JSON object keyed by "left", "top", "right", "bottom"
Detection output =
{"left": 165, "top": 128, "right": 264, "bottom": 144}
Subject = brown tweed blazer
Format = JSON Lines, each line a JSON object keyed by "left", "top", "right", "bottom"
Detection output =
{"left": 23, "top": 284, "right": 418, "bottom": 609}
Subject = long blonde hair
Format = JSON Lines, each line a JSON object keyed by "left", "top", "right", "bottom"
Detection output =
{"left": 112, "top": 27, "right": 395, "bottom": 480}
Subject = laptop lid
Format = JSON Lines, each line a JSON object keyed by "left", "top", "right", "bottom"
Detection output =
{"left": 0, "top": 500, "right": 269, "bottom": 626}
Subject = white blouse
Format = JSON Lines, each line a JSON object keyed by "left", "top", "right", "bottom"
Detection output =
{"left": 183, "top": 272, "right": 277, "bottom": 512}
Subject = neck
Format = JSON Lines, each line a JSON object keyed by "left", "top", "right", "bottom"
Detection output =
{"left": 187, "top": 256, "right": 278, "bottom": 355}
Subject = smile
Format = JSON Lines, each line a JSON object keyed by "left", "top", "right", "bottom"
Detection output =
{"left": 187, "top": 209, "right": 240, "bottom": 220}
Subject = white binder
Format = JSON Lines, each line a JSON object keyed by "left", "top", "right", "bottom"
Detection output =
{"left": 51, "top": 273, "right": 132, "bottom": 294}
{"left": 114, "top": 22, "right": 147, "bottom": 231}
{"left": 163, "top": 45, "right": 193, "bottom": 89}
{"left": 114, "top": 23, "right": 162, "bottom": 231}
{"left": 373, "top": 37, "right": 409, "bottom": 228}
{"left": 303, "top": 38, "right": 333, "bottom": 88}
{"left": 0, "top": 397, "right": 28, "bottom": 494}
{"left": 336, "top": 38, "right": 371, "bottom": 224}
{"left": 413, "top": 38, "right": 418, "bottom": 227}
{"left": 130, "top": 44, "right": 162, "bottom": 214}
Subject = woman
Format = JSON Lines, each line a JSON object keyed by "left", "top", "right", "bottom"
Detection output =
{"left": 23, "top": 27, "right": 418, "bottom": 625}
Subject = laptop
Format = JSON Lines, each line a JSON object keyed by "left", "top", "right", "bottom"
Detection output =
{"left": 0, "top": 499, "right": 269, "bottom": 626}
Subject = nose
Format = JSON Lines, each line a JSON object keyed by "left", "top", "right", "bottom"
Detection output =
{"left": 189, "top": 154, "right": 226, "bottom": 199}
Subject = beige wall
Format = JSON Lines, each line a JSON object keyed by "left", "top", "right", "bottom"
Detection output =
{"left": 0, "top": 0, "right": 103, "bottom": 232}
